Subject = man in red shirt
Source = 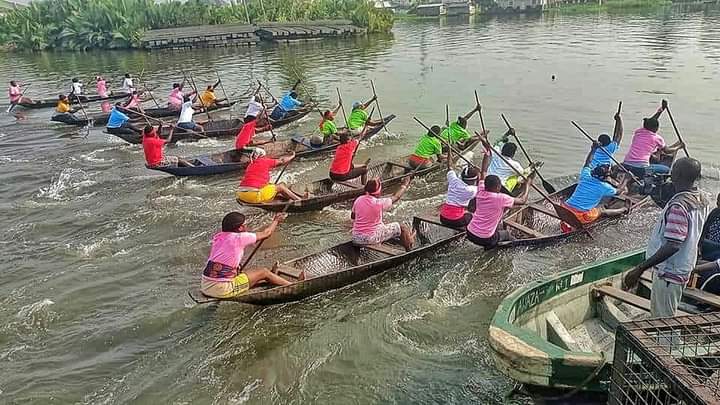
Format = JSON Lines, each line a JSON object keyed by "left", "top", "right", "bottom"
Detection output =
{"left": 236, "top": 149, "right": 302, "bottom": 204}
{"left": 235, "top": 116, "right": 273, "bottom": 152}
{"left": 329, "top": 132, "right": 370, "bottom": 184}
{"left": 141, "top": 125, "right": 193, "bottom": 168}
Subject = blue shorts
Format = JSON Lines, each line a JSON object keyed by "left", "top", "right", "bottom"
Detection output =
{"left": 269, "top": 107, "right": 286, "bottom": 121}
{"left": 177, "top": 121, "right": 197, "bottom": 130}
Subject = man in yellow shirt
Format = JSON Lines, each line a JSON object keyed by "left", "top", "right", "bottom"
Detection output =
{"left": 199, "top": 80, "right": 229, "bottom": 108}
{"left": 52, "top": 94, "right": 82, "bottom": 124}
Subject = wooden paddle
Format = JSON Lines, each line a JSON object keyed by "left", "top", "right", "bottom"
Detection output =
{"left": 119, "top": 106, "right": 207, "bottom": 139}
{"left": 336, "top": 88, "right": 350, "bottom": 129}
{"left": 254, "top": 82, "right": 278, "bottom": 142}
{"left": 215, "top": 71, "right": 231, "bottom": 107}
{"left": 501, "top": 113, "right": 557, "bottom": 194}
{"left": 445, "top": 104, "right": 452, "bottom": 166}
{"left": 664, "top": 101, "right": 690, "bottom": 157}
{"left": 7, "top": 83, "right": 31, "bottom": 113}
{"left": 183, "top": 72, "right": 211, "bottom": 121}
{"left": 482, "top": 138, "right": 592, "bottom": 236}
{"left": 571, "top": 120, "right": 642, "bottom": 185}
{"left": 370, "top": 80, "right": 389, "bottom": 134}
{"left": 71, "top": 93, "right": 91, "bottom": 127}
{"left": 290, "top": 67, "right": 324, "bottom": 118}
{"left": 238, "top": 208, "right": 290, "bottom": 273}
{"left": 474, "top": 90, "right": 486, "bottom": 134}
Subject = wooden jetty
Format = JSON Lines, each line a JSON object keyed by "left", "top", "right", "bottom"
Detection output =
{"left": 141, "top": 20, "right": 366, "bottom": 50}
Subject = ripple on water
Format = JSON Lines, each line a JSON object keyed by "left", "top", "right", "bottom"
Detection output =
{"left": 36, "top": 167, "right": 97, "bottom": 201}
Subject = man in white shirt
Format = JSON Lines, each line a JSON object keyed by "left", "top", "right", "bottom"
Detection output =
{"left": 70, "top": 78, "right": 83, "bottom": 97}
{"left": 121, "top": 73, "right": 135, "bottom": 94}
{"left": 245, "top": 95, "right": 265, "bottom": 122}
{"left": 177, "top": 95, "right": 204, "bottom": 133}
{"left": 487, "top": 128, "right": 528, "bottom": 195}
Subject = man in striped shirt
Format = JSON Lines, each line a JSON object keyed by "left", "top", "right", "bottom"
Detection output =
{"left": 623, "top": 157, "right": 708, "bottom": 317}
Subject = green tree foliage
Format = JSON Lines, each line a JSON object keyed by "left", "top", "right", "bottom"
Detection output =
{"left": 0, "top": 0, "right": 394, "bottom": 51}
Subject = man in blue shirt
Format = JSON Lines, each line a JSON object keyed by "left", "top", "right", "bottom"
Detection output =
{"left": 106, "top": 102, "right": 142, "bottom": 134}
{"left": 561, "top": 143, "right": 630, "bottom": 231}
{"left": 589, "top": 109, "right": 623, "bottom": 168}
{"left": 269, "top": 81, "right": 302, "bottom": 120}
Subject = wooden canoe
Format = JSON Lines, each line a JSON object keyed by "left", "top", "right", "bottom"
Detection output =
{"left": 239, "top": 136, "right": 481, "bottom": 212}
{"left": 108, "top": 118, "right": 244, "bottom": 144}
{"left": 147, "top": 115, "right": 398, "bottom": 177}
{"left": 253, "top": 114, "right": 396, "bottom": 159}
{"left": 188, "top": 216, "right": 466, "bottom": 306}
{"left": 19, "top": 92, "right": 129, "bottom": 109}
{"left": 493, "top": 184, "right": 653, "bottom": 249}
{"left": 488, "top": 249, "right": 720, "bottom": 394}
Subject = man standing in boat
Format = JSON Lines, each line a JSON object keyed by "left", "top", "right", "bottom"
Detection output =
{"left": 200, "top": 212, "right": 292, "bottom": 299}
{"left": 623, "top": 158, "right": 708, "bottom": 317}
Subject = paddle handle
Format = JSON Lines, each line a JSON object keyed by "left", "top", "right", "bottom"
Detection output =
{"left": 189, "top": 75, "right": 212, "bottom": 121}
{"left": 370, "top": 80, "right": 388, "bottom": 131}
{"left": 474, "top": 90, "right": 486, "bottom": 134}
{"left": 665, "top": 106, "right": 689, "bottom": 157}
{"left": 8, "top": 84, "right": 31, "bottom": 112}
{"left": 255, "top": 81, "right": 277, "bottom": 141}
{"left": 336, "top": 88, "right": 350, "bottom": 128}
{"left": 238, "top": 207, "right": 290, "bottom": 273}
{"left": 215, "top": 71, "right": 230, "bottom": 105}
{"left": 274, "top": 159, "right": 291, "bottom": 184}
{"left": 571, "top": 120, "right": 641, "bottom": 184}
{"left": 617, "top": 101, "right": 622, "bottom": 115}
{"left": 290, "top": 67, "right": 324, "bottom": 118}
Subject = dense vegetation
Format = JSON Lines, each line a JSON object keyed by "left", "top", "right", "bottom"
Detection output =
{"left": 0, "top": 0, "right": 394, "bottom": 51}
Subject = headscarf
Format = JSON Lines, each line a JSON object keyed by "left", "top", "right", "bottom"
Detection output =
{"left": 250, "top": 147, "right": 266, "bottom": 161}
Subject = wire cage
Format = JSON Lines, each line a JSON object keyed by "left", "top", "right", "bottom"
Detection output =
{"left": 609, "top": 313, "right": 720, "bottom": 405}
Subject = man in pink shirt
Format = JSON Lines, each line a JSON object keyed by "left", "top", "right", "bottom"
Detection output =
{"left": 201, "top": 212, "right": 292, "bottom": 299}
{"left": 466, "top": 135, "right": 535, "bottom": 249}
{"left": 167, "top": 83, "right": 186, "bottom": 111}
{"left": 351, "top": 176, "right": 415, "bottom": 251}
{"left": 623, "top": 100, "right": 685, "bottom": 177}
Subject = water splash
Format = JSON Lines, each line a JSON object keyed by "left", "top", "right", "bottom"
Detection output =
{"left": 37, "top": 168, "right": 96, "bottom": 201}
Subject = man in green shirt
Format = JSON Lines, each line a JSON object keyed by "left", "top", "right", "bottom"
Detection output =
{"left": 319, "top": 105, "right": 347, "bottom": 145}
{"left": 440, "top": 106, "right": 481, "bottom": 147}
{"left": 348, "top": 97, "right": 382, "bottom": 135}
{"left": 408, "top": 125, "right": 444, "bottom": 169}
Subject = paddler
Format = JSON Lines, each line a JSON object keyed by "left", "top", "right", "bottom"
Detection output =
{"left": 269, "top": 82, "right": 302, "bottom": 120}
{"left": 439, "top": 106, "right": 480, "bottom": 147}
{"left": 351, "top": 177, "right": 415, "bottom": 251}
{"left": 318, "top": 106, "right": 347, "bottom": 145}
{"left": 141, "top": 125, "right": 194, "bottom": 168}
{"left": 200, "top": 211, "right": 292, "bottom": 299}
{"left": 236, "top": 149, "right": 302, "bottom": 204}
{"left": 623, "top": 158, "right": 708, "bottom": 318}
{"left": 8, "top": 81, "right": 33, "bottom": 105}
{"left": 408, "top": 125, "right": 444, "bottom": 170}
{"left": 121, "top": 73, "right": 135, "bottom": 94}
{"left": 96, "top": 76, "right": 109, "bottom": 98}
{"left": 348, "top": 98, "right": 383, "bottom": 136}
{"left": 123, "top": 90, "right": 144, "bottom": 112}
{"left": 234, "top": 115, "right": 272, "bottom": 152}
{"left": 106, "top": 102, "right": 142, "bottom": 134}
{"left": 177, "top": 94, "right": 204, "bottom": 134}
{"left": 589, "top": 108, "right": 623, "bottom": 168}
{"left": 329, "top": 132, "right": 370, "bottom": 184}
{"left": 466, "top": 134, "right": 535, "bottom": 249}
{"left": 244, "top": 94, "right": 265, "bottom": 122}
{"left": 52, "top": 94, "right": 80, "bottom": 123}
{"left": 486, "top": 127, "right": 534, "bottom": 195}
{"left": 199, "top": 80, "right": 229, "bottom": 108}
{"left": 70, "top": 78, "right": 83, "bottom": 97}
{"left": 700, "top": 193, "right": 720, "bottom": 262}
{"left": 560, "top": 143, "right": 631, "bottom": 232}
{"left": 622, "top": 100, "right": 685, "bottom": 178}
{"left": 167, "top": 83, "right": 186, "bottom": 111}
{"left": 438, "top": 134, "right": 488, "bottom": 228}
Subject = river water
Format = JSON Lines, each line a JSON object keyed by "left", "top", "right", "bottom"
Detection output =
{"left": 1, "top": 7, "right": 719, "bottom": 404}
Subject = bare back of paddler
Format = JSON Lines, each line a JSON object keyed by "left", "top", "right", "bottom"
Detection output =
{"left": 201, "top": 212, "right": 291, "bottom": 299}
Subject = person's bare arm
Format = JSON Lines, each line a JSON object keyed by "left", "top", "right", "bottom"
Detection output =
{"left": 477, "top": 131, "right": 492, "bottom": 179}
{"left": 513, "top": 175, "right": 534, "bottom": 205}
{"left": 649, "top": 99, "right": 667, "bottom": 120}
{"left": 612, "top": 111, "right": 623, "bottom": 144}
{"left": 390, "top": 176, "right": 412, "bottom": 204}
{"left": 277, "top": 152, "right": 296, "bottom": 166}
{"left": 255, "top": 213, "right": 287, "bottom": 240}
{"left": 462, "top": 106, "right": 478, "bottom": 121}
{"left": 583, "top": 143, "right": 597, "bottom": 168}
{"left": 623, "top": 241, "right": 681, "bottom": 289}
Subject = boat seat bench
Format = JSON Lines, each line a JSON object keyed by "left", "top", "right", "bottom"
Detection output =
{"left": 358, "top": 243, "right": 406, "bottom": 256}
{"left": 504, "top": 220, "right": 546, "bottom": 238}
{"left": 545, "top": 310, "right": 583, "bottom": 352}
{"left": 593, "top": 284, "right": 689, "bottom": 316}
{"left": 276, "top": 265, "right": 304, "bottom": 280}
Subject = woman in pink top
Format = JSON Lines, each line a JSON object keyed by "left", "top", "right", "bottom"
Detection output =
{"left": 351, "top": 177, "right": 415, "bottom": 251}
{"left": 123, "top": 90, "right": 144, "bottom": 112}
{"left": 167, "top": 83, "right": 185, "bottom": 111}
{"left": 622, "top": 100, "right": 685, "bottom": 177}
{"left": 466, "top": 135, "right": 535, "bottom": 249}
{"left": 201, "top": 212, "right": 291, "bottom": 299}
{"left": 8, "top": 80, "right": 33, "bottom": 105}
{"left": 96, "top": 76, "right": 108, "bottom": 98}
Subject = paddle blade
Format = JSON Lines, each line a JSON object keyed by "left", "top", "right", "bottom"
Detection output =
{"left": 542, "top": 178, "right": 557, "bottom": 194}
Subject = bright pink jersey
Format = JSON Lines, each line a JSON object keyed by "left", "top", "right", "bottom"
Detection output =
{"left": 467, "top": 183, "right": 515, "bottom": 238}
{"left": 168, "top": 89, "right": 183, "bottom": 109}
{"left": 352, "top": 195, "right": 393, "bottom": 236}
{"left": 623, "top": 128, "right": 666, "bottom": 165}
{"left": 206, "top": 231, "right": 257, "bottom": 270}
{"left": 126, "top": 95, "right": 141, "bottom": 109}
{"left": 8, "top": 85, "right": 20, "bottom": 103}
{"left": 96, "top": 80, "right": 107, "bottom": 97}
